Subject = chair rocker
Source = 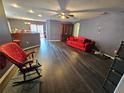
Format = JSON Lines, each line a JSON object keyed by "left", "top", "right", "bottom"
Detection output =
{"left": 0, "top": 42, "right": 41, "bottom": 85}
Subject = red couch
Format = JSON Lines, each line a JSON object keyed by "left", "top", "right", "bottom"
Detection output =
{"left": 66, "top": 36, "right": 95, "bottom": 52}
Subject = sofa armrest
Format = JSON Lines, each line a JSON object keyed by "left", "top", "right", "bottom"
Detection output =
{"left": 67, "top": 38, "right": 69, "bottom": 41}
{"left": 84, "top": 42, "right": 95, "bottom": 52}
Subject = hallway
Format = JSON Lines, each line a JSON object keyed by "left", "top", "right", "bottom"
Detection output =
{"left": 2, "top": 40, "right": 112, "bottom": 93}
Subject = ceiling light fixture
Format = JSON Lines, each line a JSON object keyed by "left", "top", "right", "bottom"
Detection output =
{"left": 38, "top": 14, "right": 42, "bottom": 17}
{"left": 61, "top": 12, "right": 65, "bottom": 15}
{"left": 28, "top": 10, "right": 34, "bottom": 13}
{"left": 11, "top": 4, "right": 20, "bottom": 8}
{"left": 61, "top": 15, "right": 66, "bottom": 19}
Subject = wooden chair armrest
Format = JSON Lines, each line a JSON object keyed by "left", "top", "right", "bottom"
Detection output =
{"left": 22, "top": 60, "right": 33, "bottom": 67}
{"left": 23, "top": 59, "right": 41, "bottom": 68}
{"left": 26, "top": 51, "right": 36, "bottom": 57}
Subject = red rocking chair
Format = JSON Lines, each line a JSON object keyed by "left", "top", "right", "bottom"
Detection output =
{"left": 0, "top": 42, "right": 41, "bottom": 85}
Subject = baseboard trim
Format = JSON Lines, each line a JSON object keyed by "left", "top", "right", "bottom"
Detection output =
{"left": 48, "top": 40, "right": 61, "bottom": 42}
{"left": 104, "top": 53, "right": 114, "bottom": 60}
{"left": 0, "top": 65, "right": 15, "bottom": 84}
{"left": 0, "top": 65, "right": 17, "bottom": 93}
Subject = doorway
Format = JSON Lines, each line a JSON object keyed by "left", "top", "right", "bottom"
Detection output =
{"left": 30, "top": 24, "right": 46, "bottom": 39}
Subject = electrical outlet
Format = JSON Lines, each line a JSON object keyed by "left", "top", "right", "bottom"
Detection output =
{"left": 98, "top": 26, "right": 101, "bottom": 33}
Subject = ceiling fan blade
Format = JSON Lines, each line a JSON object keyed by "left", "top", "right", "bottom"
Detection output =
{"left": 51, "top": 14, "right": 59, "bottom": 17}
{"left": 38, "top": 8, "right": 58, "bottom": 13}
{"left": 68, "top": 15, "right": 74, "bottom": 17}
{"left": 69, "top": 8, "right": 124, "bottom": 13}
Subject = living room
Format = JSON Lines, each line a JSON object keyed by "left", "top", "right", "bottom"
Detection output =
{"left": 0, "top": 0, "right": 124, "bottom": 93}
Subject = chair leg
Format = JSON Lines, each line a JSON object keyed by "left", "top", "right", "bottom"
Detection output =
{"left": 36, "top": 60, "right": 41, "bottom": 67}
{"left": 23, "top": 73, "right": 26, "bottom": 81}
{"left": 35, "top": 68, "right": 40, "bottom": 76}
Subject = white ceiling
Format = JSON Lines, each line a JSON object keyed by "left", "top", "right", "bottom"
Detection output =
{"left": 3, "top": 0, "right": 124, "bottom": 22}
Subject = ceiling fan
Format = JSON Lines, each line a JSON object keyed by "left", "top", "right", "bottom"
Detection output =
{"left": 41, "top": 0, "right": 124, "bottom": 20}
{"left": 50, "top": 0, "right": 75, "bottom": 19}
{"left": 50, "top": 8, "right": 123, "bottom": 20}
{"left": 54, "top": 11, "right": 74, "bottom": 19}
{"left": 45, "top": 8, "right": 110, "bottom": 20}
{"left": 18, "top": 0, "right": 124, "bottom": 20}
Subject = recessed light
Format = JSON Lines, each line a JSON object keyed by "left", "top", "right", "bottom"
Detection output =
{"left": 28, "top": 10, "right": 34, "bottom": 13}
{"left": 11, "top": 4, "right": 20, "bottom": 8}
{"left": 38, "top": 14, "right": 42, "bottom": 17}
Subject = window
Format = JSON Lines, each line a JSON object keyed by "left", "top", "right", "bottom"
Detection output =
{"left": 30, "top": 24, "right": 37, "bottom": 32}
{"left": 30, "top": 24, "right": 44, "bottom": 38}
{"left": 73, "top": 23, "right": 80, "bottom": 37}
{"left": 37, "top": 25, "right": 44, "bottom": 38}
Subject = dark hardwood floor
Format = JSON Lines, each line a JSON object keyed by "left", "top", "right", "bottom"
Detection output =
{"left": 2, "top": 40, "right": 112, "bottom": 93}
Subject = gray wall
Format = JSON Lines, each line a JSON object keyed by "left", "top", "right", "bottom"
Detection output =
{"left": 46, "top": 20, "right": 62, "bottom": 40}
{"left": 0, "top": 0, "right": 12, "bottom": 78}
{"left": 79, "top": 13, "right": 124, "bottom": 56}
{"left": 0, "top": 1, "right": 12, "bottom": 44}
{"left": 8, "top": 18, "right": 46, "bottom": 33}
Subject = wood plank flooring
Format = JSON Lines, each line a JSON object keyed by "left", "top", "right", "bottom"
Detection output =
{"left": 2, "top": 40, "right": 112, "bottom": 93}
